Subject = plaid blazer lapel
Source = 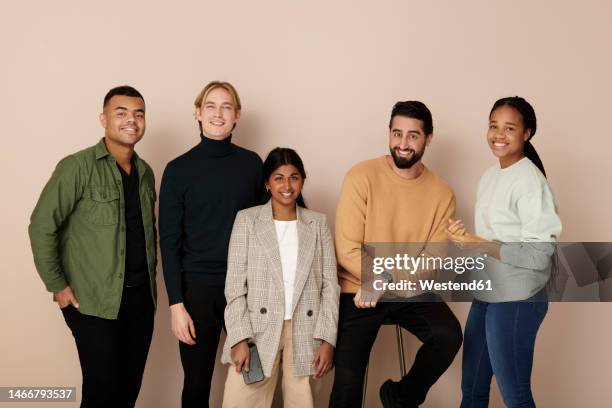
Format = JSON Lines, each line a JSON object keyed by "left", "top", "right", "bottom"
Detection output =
{"left": 255, "top": 202, "right": 284, "bottom": 289}
{"left": 291, "top": 206, "right": 316, "bottom": 316}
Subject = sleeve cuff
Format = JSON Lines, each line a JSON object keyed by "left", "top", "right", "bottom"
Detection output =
{"left": 227, "top": 329, "right": 253, "bottom": 349}
{"left": 44, "top": 276, "right": 68, "bottom": 293}
{"left": 314, "top": 325, "right": 337, "bottom": 347}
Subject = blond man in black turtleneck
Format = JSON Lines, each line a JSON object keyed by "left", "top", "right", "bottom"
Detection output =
{"left": 160, "top": 81, "right": 262, "bottom": 408}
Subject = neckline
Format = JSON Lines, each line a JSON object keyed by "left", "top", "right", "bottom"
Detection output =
{"left": 198, "top": 133, "right": 235, "bottom": 157}
{"left": 497, "top": 157, "right": 529, "bottom": 172}
{"left": 379, "top": 155, "right": 429, "bottom": 185}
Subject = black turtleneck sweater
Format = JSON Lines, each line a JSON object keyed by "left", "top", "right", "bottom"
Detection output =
{"left": 159, "top": 134, "right": 263, "bottom": 305}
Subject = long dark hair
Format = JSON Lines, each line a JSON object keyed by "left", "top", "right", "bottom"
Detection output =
{"left": 489, "top": 96, "right": 546, "bottom": 178}
{"left": 262, "top": 147, "right": 307, "bottom": 208}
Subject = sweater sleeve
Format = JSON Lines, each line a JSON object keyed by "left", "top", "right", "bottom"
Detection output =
{"left": 394, "top": 191, "right": 456, "bottom": 283}
{"left": 252, "top": 154, "right": 264, "bottom": 204}
{"left": 500, "top": 188, "right": 562, "bottom": 270}
{"left": 334, "top": 169, "right": 368, "bottom": 283}
{"left": 423, "top": 192, "right": 456, "bottom": 261}
{"left": 159, "top": 163, "right": 186, "bottom": 305}
{"left": 429, "top": 193, "right": 456, "bottom": 245}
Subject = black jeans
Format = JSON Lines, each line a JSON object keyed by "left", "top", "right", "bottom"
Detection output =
{"left": 61, "top": 284, "right": 155, "bottom": 408}
{"left": 179, "top": 282, "right": 226, "bottom": 408}
{"left": 329, "top": 293, "right": 463, "bottom": 407}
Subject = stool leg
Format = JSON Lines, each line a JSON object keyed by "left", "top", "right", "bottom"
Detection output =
{"left": 396, "top": 325, "right": 407, "bottom": 377}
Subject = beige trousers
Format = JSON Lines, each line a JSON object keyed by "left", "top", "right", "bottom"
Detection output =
{"left": 222, "top": 320, "right": 313, "bottom": 408}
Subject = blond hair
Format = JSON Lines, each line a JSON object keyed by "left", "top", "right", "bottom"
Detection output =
{"left": 194, "top": 81, "right": 241, "bottom": 111}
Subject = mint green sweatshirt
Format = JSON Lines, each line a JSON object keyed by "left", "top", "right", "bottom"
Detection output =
{"left": 473, "top": 157, "right": 562, "bottom": 302}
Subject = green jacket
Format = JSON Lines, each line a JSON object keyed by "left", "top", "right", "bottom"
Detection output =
{"left": 28, "top": 138, "right": 157, "bottom": 319}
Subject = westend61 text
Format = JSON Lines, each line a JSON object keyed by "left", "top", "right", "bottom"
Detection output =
{"left": 373, "top": 279, "right": 493, "bottom": 292}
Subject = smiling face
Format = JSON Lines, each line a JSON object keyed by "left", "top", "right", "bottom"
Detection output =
{"left": 487, "top": 105, "right": 531, "bottom": 168}
{"left": 388, "top": 115, "right": 431, "bottom": 169}
{"left": 100, "top": 95, "right": 146, "bottom": 148}
{"left": 265, "top": 164, "right": 304, "bottom": 210}
{"left": 195, "top": 86, "right": 240, "bottom": 140}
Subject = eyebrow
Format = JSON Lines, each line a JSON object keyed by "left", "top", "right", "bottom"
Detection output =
{"left": 274, "top": 172, "right": 300, "bottom": 177}
{"left": 489, "top": 120, "right": 517, "bottom": 126}
{"left": 114, "top": 106, "right": 145, "bottom": 113}
{"left": 204, "top": 101, "right": 234, "bottom": 106}
{"left": 391, "top": 128, "right": 422, "bottom": 135}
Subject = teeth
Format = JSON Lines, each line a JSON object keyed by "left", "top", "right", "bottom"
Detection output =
{"left": 396, "top": 148, "right": 412, "bottom": 156}
{"left": 493, "top": 143, "right": 507, "bottom": 147}
{"left": 281, "top": 192, "right": 292, "bottom": 197}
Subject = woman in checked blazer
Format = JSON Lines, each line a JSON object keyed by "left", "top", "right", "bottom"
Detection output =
{"left": 221, "top": 148, "right": 340, "bottom": 408}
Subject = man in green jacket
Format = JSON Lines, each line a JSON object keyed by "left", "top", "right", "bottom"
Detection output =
{"left": 28, "top": 86, "right": 157, "bottom": 408}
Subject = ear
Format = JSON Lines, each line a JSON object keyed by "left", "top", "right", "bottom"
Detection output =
{"left": 195, "top": 107, "right": 203, "bottom": 122}
{"left": 425, "top": 133, "right": 433, "bottom": 146}
{"left": 234, "top": 109, "right": 241, "bottom": 121}
{"left": 99, "top": 112, "right": 107, "bottom": 129}
{"left": 523, "top": 129, "right": 531, "bottom": 142}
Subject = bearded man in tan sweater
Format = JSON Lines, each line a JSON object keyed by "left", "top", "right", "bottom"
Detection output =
{"left": 329, "top": 101, "right": 463, "bottom": 408}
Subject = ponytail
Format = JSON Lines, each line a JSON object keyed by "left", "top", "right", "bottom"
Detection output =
{"left": 524, "top": 139, "right": 546, "bottom": 178}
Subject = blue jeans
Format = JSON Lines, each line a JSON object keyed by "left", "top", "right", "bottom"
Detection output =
{"left": 460, "top": 291, "right": 548, "bottom": 408}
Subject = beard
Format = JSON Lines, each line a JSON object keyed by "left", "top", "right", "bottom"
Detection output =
{"left": 389, "top": 145, "right": 425, "bottom": 169}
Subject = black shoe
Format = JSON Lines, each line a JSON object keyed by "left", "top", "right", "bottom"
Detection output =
{"left": 380, "top": 379, "right": 399, "bottom": 407}
{"left": 380, "top": 379, "right": 418, "bottom": 408}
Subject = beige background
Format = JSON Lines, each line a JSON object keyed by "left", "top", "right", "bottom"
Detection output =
{"left": 2, "top": 0, "right": 611, "bottom": 407}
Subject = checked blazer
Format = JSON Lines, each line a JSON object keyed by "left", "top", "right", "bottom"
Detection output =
{"left": 221, "top": 200, "right": 340, "bottom": 377}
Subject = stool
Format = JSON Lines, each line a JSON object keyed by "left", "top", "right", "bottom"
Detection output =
{"left": 362, "top": 325, "right": 406, "bottom": 407}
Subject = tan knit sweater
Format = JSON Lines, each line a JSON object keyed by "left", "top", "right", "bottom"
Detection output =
{"left": 335, "top": 156, "right": 456, "bottom": 294}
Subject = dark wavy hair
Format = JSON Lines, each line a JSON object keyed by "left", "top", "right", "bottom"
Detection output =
{"left": 262, "top": 147, "right": 307, "bottom": 208}
{"left": 490, "top": 96, "right": 546, "bottom": 178}
{"left": 103, "top": 85, "right": 144, "bottom": 107}
{"left": 389, "top": 100, "right": 433, "bottom": 135}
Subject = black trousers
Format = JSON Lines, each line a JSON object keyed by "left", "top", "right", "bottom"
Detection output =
{"left": 329, "top": 293, "right": 463, "bottom": 407}
{"left": 179, "top": 282, "right": 226, "bottom": 408}
{"left": 61, "top": 284, "right": 155, "bottom": 408}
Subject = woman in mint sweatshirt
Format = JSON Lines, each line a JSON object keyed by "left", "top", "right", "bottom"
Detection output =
{"left": 447, "top": 97, "right": 562, "bottom": 408}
